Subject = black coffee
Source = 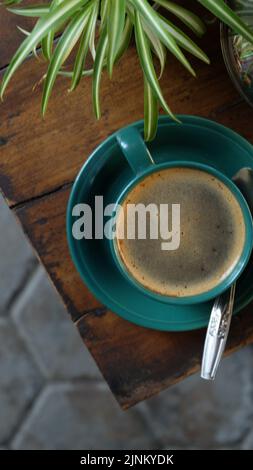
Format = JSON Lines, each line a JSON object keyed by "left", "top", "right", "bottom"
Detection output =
{"left": 115, "top": 167, "right": 245, "bottom": 297}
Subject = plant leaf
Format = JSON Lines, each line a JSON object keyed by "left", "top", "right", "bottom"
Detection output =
{"left": 89, "top": 2, "right": 97, "bottom": 60}
{"left": 41, "top": 8, "right": 89, "bottom": 115}
{"left": 92, "top": 27, "right": 108, "bottom": 119}
{"left": 0, "top": 0, "right": 89, "bottom": 100}
{"left": 144, "top": 75, "right": 158, "bottom": 141}
{"left": 115, "top": 14, "right": 133, "bottom": 63}
{"left": 100, "top": 0, "right": 109, "bottom": 31}
{"left": 134, "top": 9, "right": 178, "bottom": 121}
{"left": 59, "top": 68, "right": 93, "bottom": 77}
{"left": 143, "top": 21, "right": 166, "bottom": 78}
{"left": 70, "top": 0, "right": 99, "bottom": 91}
{"left": 4, "top": 0, "right": 23, "bottom": 5}
{"left": 17, "top": 26, "right": 43, "bottom": 61}
{"left": 132, "top": 0, "right": 196, "bottom": 77}
{"left": 41, "top": 0, "right": 64, "bottom": 61}
{"left": 8, "top": 5, "right": 50, "bottom": 17}
{"left": 198, "top": 0, "right": 253, "bottom": 44}
{"left": 107, "top": 0, "right": 126, "bottom": 77}
{"left": 159, "top": 15, "right": 210, "bottom": 64}
{"left": 16, "top": 26, "right": 30, "bottom": 36}
{"left": 64, "top": 13, "right": 132, "bottom": 82}
{"left": 155, "top": 0, "right": 206, "bottom": 37}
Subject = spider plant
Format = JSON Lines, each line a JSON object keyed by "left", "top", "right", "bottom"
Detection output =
{"left": 1, "top": 0, "right": 253, "bottom": 140}
{"left": 229, "top": 0, "right": 253, "bottom": 87}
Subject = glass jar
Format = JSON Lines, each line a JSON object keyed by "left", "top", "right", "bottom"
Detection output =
{"left": 221, "top": 0, "right": 253, "bottom": 106}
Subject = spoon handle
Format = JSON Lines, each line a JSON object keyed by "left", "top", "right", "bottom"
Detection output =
{"left": 201, "top": 283, "right": 236, "bottom": 380}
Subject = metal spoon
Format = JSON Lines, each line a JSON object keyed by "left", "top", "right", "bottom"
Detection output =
{"left": 201, "top": 168, "right": 253, "bottom": 380}
{"left": 201, "top": 283, "right": 236, "bottom": 380}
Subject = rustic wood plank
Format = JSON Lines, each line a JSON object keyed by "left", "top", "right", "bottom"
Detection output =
{"left": 15, "top": 177, "right": 253, "bottom": 408}
{"left": 0, "top": 24, "right": 240, "bottom": 206}
{"left": 215, "top": 101, "right": 253, "bottom": 141}
{"left": 76, "top": 303, "right": 253, "bottom": 409}
{"left": 15, "top": 187, "right": 102, "bottom": 321}
{"left": 0, "top": 1, "right": 46, "bottom": 69}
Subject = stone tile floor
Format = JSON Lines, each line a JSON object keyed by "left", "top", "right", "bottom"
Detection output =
{"left": 0, "top": 193, "right": 253, "bottom": 450}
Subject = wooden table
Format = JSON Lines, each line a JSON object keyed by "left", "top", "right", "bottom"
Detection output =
{"left": 1, "top": 5, "right": 253, "bottom": 409}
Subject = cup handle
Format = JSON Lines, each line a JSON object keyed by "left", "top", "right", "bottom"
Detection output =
{"left": 116, "top": 127, "right": 155, "bottom": 175}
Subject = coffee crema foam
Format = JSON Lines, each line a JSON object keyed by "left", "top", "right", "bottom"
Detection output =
{"left": 115, "top": 167, "right": 246, "bottom": 297}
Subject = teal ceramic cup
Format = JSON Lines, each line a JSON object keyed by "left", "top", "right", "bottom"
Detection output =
{"left": 110, "top": 126, "right": 253, "bottom": 306}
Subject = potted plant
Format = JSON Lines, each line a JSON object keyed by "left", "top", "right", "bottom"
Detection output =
{"left": 1, "top": 0, "right": 253, "bottom": 140}
{"left": 221, "top": 0, "right": 253, "bottom": 105}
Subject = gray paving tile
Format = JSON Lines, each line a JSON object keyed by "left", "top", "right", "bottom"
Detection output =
{"left": 0, "top": 194, "right": 36, "bottom": 316}
{"left": 12, "top": 267, "right": 101, "bottom": 380}
{"left": 0, "top": 319, "right": 43, "bottom": 444}
{"left": 240, "top": 428, "right": 253, "bottom": 449}
{"left": 11, "top": 382, "right": 155, "bottom": 450}
{"left": 138, "top": 348, "right": 253, "bottom": 449}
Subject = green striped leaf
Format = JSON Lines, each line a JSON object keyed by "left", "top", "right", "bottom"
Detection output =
{"left": 42, "top": 0, "right": 64, "bottom": 61}
{"left": 8, "top": 5, "right": 50, "bottom": 17}
{"left": 17, "top": 26, "right": 42, "bottom": 61}
{"left": 144, "top": 75, "right": 158, "bottom": 141}
{"left": 70, "top": 0, "right": 98, "bottom": 91}
{"left": 59, "top": 68, "right": 93, "bottom": 77}
{"left": 155, "top": 0, "right": 206, "bottom": 37}
{"left": 89, "top": 3, "right": 97, "bottom": 60}
{"left": 115, "top": 14, "right": 133, "bottom": 63}
{"left": 92, "top": 27, "right": 108, "bottom": 118}
{"left": 0, "top": 0, "right": 88, "bottom": 100}
{"left": 107, "top": 0, "right": 126, "bottom": 77}
{"left": 134, "top": 10, "right": 178, "bottom": 121}
{"left": 132, "top": 0, "right": 196, "bottom": 77}
{"left": 199, "top": 0, "right": 253, "bottom": 44}
{"left": 4, "top": 0, "right": 23, "bottom": 5}
{"left": 100, "top": 0, "right": 109, "bottom": 31}
{"left": 64, "top": 14, "right": 132, "bottom": 81}
{"left": 159, "top": 15, "right": 210, "bottom": 64}
{"left": 143, "top": 22, "right": 166, "bottom": 78}
{"left": 41, "top": 8, "right": 89, "bottom": 115}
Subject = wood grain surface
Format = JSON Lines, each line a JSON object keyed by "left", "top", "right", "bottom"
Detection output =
{"left": 0, "top": 1, "right": 47, "bottom": 69}
{"left": 77, "top": 303, "right": 253, "bottom": 409}
{"left": 1, "top": 6, "right": 253, "bottom": 408}
{"left": 15, "top": 186, "right": 102, "bottom": 321}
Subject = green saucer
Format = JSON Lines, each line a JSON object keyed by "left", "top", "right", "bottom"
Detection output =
{"left": 67, "top": 115, "right": 253, "bottom": 331}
